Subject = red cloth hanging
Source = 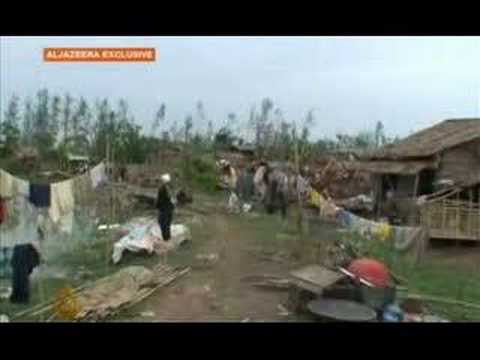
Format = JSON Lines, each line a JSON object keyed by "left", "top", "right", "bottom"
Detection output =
{"left": 0, "top": 198, "right": 6, "bottom": 224}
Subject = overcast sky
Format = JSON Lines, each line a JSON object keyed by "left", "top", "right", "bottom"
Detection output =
{"left": 2, "top": 36, "right": 480, "bottom": 141}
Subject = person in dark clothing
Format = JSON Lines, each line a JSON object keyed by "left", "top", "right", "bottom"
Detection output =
{"left": 156, "top": 173, "right": 175, "bottom": 241}
{"left": 10, "top": 244, "right": 40, "bottom": 304}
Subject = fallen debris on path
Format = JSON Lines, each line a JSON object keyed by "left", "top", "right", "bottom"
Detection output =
{"left": 194, "top": 253, "right": 219, "bottom": 269}
{"left": 112, "top": 217, "right": 191, "bottom": 264}
{"left": 241, "top": 274, "right": 292, "bottom": 291}
{"left": 18, "top": 265, "right": 190, "bottom": 321}
{"left": 290, "top": 265, "right": 346, "bottom": 295}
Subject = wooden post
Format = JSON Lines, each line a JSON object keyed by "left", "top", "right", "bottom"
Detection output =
{"left": 469, "top": 189, "right": 473, "bottom": 239}
{"left": 413, "top": 173, "right": 420, "bottom": 197}
{"left": 456, "top": 192, "right": 460, "bottom": 239}
{"left": 293, "top": 123, "right": 302, "bottom": 237}
{"left": 376, "top": 175, "right": 383, "bottom": 221}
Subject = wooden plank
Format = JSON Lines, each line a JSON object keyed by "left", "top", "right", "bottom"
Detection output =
{"left": 290, "top": 265, "right": 345, "bottom": 293}
{"left": 429, "top": 229, "right": 480, "bottom": 241}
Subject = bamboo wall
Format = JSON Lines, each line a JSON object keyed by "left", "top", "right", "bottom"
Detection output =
{"left": 421, "top": 199, "right": 480, "bottom": 240}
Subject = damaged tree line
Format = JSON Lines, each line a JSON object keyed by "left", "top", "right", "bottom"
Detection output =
{"left": 0, "top": 91, "right": 400, "bottom": 173}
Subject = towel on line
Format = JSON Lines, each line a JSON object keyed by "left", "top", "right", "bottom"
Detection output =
{"left": 49, "top": 180, "right": 75, "bottom": 224}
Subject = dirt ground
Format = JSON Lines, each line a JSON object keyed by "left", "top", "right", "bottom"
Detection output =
{"left": 7, "top": 188, "right": 480, "bottom": 322}
{"left": 112, "top": 196, "right": 335, "bottom": 322}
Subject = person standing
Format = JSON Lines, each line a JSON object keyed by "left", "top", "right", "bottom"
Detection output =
{"left": 156, "top": 174, "right": 175, "bottom": 241}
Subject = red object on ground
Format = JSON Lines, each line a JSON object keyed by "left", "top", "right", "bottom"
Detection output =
{"left": 347, "top": 258, "right": 390, "bottom": 288}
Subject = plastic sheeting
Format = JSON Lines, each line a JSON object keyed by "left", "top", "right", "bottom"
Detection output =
{"left": 112, "top": 218, "right": 190, "bottom": 264}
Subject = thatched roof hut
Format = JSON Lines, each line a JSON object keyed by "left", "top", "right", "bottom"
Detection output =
{"left": 351, "top": 119, "right": 480, "bottom": 234}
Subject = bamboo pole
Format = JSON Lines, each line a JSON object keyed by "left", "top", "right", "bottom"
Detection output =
{"left": 413, "top": 173, "right": 420, "bottom": 198}
{"left": 293, "top": 123, "right": 302, "bottom": 237}
{"left": 469, "top": 189, "right": 473, "bottom": 238}
{"left": 406, "top": 293, "right": 480, "bottom": 311}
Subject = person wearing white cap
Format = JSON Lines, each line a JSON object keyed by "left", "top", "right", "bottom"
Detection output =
{"left": 156, "top": 173, "right": 174, "bottom": 241}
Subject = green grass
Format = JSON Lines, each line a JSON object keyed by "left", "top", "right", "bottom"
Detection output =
{"left": 364, "top": 238, "right": 480, "bottom": 321}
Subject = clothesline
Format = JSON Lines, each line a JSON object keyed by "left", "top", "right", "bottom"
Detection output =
{"left": 307, "top": 188, "right": 424, "bottom": 252}
{"left": 0, "top": 160, "right": 106, "bottom": 192}
{"left": 0, "top": 161, "right": 108, "bottom": 249}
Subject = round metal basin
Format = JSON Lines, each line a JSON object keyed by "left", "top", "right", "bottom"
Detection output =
{"left": 307, "top": 298, "right": 377, "bottom": 322}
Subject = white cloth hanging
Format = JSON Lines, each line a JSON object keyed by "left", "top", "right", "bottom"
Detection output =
{"left": 90, "top": 162, "right": 107, "bottom": 189}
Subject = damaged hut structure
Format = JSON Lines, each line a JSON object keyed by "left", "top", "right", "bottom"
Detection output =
{"left": 355, "top": 118, "right": 480, "bottom": 241}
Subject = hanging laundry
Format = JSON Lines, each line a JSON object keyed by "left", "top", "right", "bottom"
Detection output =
{"left": 309, "top": 189, "right": 324, "bottom": 208}
{"left": 0, "top": 170, "right": 15, "bottom": 198}
{"left": 49, "top": 180, "right": 75, "bottom": 224}
{"left": 73, "top": 173, "right": 93, "bottom": 207}
{"left": 10, "top": 244, "right": 40, "bottom": 304}
{"left": 29, "top": 183, "right": 51, "bottom": 208}
{"left": 336, "top": 209, "right": 353, "bottom": 227}
{"left": 56, "top": 211, "right": 74, "bottom": 235}
{"left": 296, "top": 175, "right": 310, "bottom": 199}
{"left": 392, "top": 226, "right": 425, "bottom": 252}
{"left": 0, "top": 197, "right": 7, "bottom": 224}
{"left": 90, "top": 162, "right": 107, "bottom": 189}
{"left": 0, "top": 247, "right": 13, "bottom": 278}
{"left": 13, "top": 177, "right": 29, "bottom": 197}
{"left": 373, "top": 222, "right": 393, "bottom": 242}
{"left": 0, "top": 196, "right": 40, "bottom": 248}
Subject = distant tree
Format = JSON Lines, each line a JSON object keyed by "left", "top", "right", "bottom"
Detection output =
{"left": 71, "top": 97, "right": 92, "bottom": 153}
{"left": 254, "top": 98, "right": 274, "bottom": 157}
{"left": 227, "top": 112, "right": 236, "bottom": 129}
{"left": 50, "top": 95, "right": 61, "bottom": 145}
{"left": 33, "top": 89, "right": 54, "bottom": 153}
{"left": 355, "top": 131, "right": 376, "bottom": 150}
{"left": 152, "top": 103, "right": 166, "bottom": 136}
{"left": 92, "top": 98, "right": 112, "bottom": 159}
{"left": 214, "top": 127, "right": 235, "bottom": 148}
{"left": 62, "top": 93, "right": 73, "bottom": 143}
{"left": 161, "top": 131, "right": 170, "bottom": 143}
{"left": 22, "top": 97, "right": 34, "bottom": 145}
{"left": 184, "top": 114, "right": 193, "bottom": 144}
{"left": 2, "top": 94, "right": 21, "bottom": 151}
{"left": 298, "top": 109, "right": 316, "bottom": 163}
{"left": 375, "top": 121, "right": 386, "bottom": 148}
{"left": 196, "top": 101, "right": 206, "bottom": 136}
{"left": 206, "top": 120, "right": 214, "bottom": 143}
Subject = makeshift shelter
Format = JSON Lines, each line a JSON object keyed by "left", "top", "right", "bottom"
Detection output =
{"left": 352, "top": 118, "right": 480, "bottom": 240}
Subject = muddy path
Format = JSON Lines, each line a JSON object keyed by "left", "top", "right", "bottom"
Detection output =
{"left": 114, "top": 196, "right": 337, "bottom": 322}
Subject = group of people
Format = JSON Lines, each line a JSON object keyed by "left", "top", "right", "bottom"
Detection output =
{"left": 219, "top": 159, "right": 298, "bottom": 218}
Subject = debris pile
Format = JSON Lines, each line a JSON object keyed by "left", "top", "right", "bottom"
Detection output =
{"left": 309, "top": 157, "right": 371, "bottom": 200}
{"left": 16, "top": 264, "right": 190, "bottom": 321}
{"left": 112, "top": 217, "right": 190, "bottom": 264}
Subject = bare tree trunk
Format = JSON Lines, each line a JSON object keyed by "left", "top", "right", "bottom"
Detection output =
{"left": 294, "top": 124, "right": 303, "bottom": 236}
